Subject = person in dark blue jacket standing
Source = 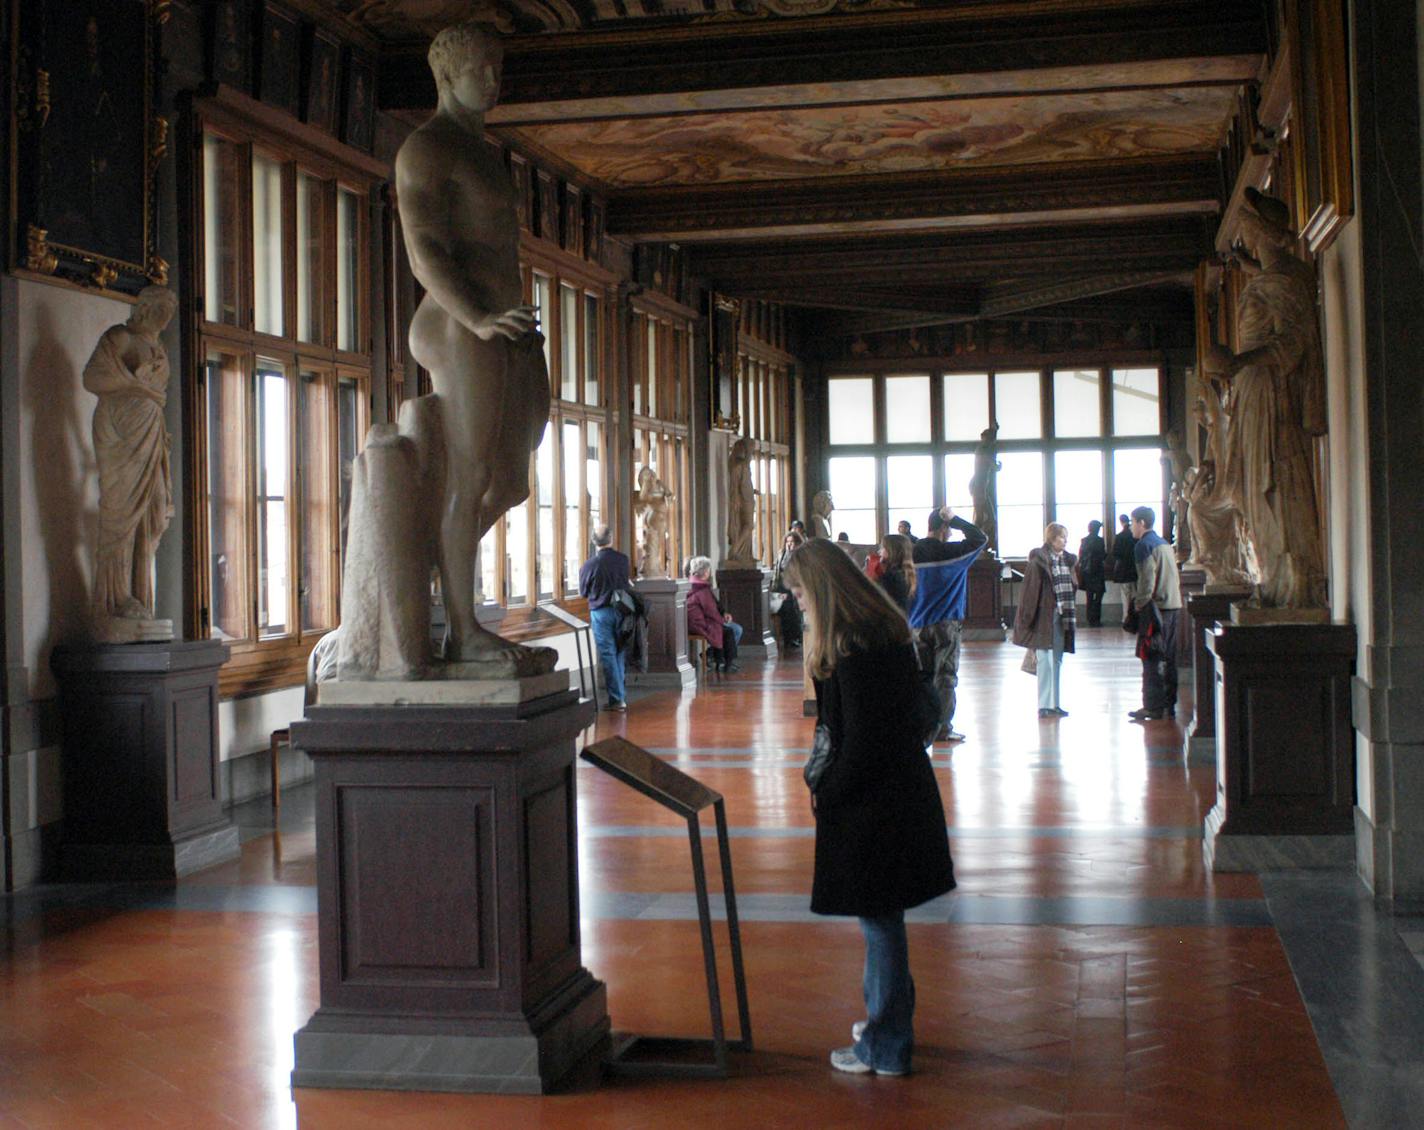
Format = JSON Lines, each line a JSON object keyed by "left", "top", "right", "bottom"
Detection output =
{"left": 910, "top": 506, "right": 986, "bottom": 742}
{"left": 578, "top": 525, "right": 631, "bottom": 712}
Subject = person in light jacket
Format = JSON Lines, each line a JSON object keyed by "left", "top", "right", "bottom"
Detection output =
{"left": 1012, "top": 522, "right": 1078, "bottom": 718}
{"left": 784, "top": 538, "right": 955, "bottom": 1077}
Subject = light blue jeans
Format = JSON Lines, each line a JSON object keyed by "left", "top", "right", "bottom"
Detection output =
{"left": 589, "top": 606, "right": 626, "bottom": 705}
{"left": 854, "top": 911, "right": 914, "bottom": 1073}
{"left": 1036, "top": 609, "right": 1065, "bottom": 711}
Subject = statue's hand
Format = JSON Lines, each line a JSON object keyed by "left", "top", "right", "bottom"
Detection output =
{"left": 475, "top": 305, "right": 539, "bottom": 342}
{"left": 1202, "top": 343, "right": 1235, "bottom": 379}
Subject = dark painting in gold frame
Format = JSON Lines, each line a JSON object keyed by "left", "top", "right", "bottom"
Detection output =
{"left": 1290, "top": 0, "right": 1354, "bottom": 252}
{"left": 9, "top": 0, "right": 161, "bottom": 293}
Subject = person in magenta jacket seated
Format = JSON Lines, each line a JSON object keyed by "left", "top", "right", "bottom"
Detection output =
{"left": 686, "top": 555, "right": 742, "bottom": 673}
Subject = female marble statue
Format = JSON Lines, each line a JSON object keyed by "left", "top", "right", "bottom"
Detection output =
{"left": 810, "top": 490, "right": 834, "bottom": 540}
{"left": 1203, "top": 188, "right": 1327, "bottom": 609}
{"left": 1183, "top": 391, "right": 1253, "bottom": 589}
{"left": 83, "top": 285, "right": 178, "bottom": 639}
{"left": 725, "top": 437, "right": 757, "bottom": 565}
{"left": 1163, "top": 431, "right": 1194, "bottom": 561}
{"left": 634, "top": 465, "right": 673, "bottom": 578}
{"left": 969, "top": 423, "right": 1000, "bottom": 550}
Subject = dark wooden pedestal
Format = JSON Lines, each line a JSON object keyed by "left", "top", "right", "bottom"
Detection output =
{"left": 716, "top": 567, "right": 778, "bottom": 660}
{"left": 961, "top": 553, "right": 1005, "bottom": 640}
{"left": 627, "top": 578, "right": 695, "bottom": 690}
{"left": 1177, "top": 568, "right": 1206, "bottom": 667}
{"left": 50, "top": 640, "right": 237, "bottom": 880}
{"left": 1203, "top": 622, "right": 1357, "bottom": 872}
{"left": 289, "top": 692, "right": 609, "bottom": 1094}
{"left": 1181, "top": 589, "right": 1250, "bottom": 762}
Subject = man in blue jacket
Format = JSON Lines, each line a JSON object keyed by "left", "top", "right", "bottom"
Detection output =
{"left": 910, "top": 506, "right": 987, "bottom": 742}
{"left": 578, "top": 525, "right": 631, "bottom": 712}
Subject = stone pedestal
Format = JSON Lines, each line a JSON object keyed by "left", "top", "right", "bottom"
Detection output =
{"left": 50, "top": 639, "right": 238, "bottom": 880}
{"left": 1182, "top": 588, "right": 1250, "bottom": 761}
{"left": 716, "top": 567, "right": 778, "bottom": 660}
{"left": 1178, "top": 568, "right": 1206, "bottom": 665}
{"left": 1203, "top": 622, "right": 1357, "bottom": 872}
{"left": 961, "top": 552, "right": 1005, "bottom": 640}
{"left": 290, "top": 692, "right": 608, "bottom": 1094}
{"left": 627, "top": 578, "right": 695, "bottom": 690}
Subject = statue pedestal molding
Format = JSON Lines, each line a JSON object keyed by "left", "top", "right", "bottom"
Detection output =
{"left": 1181, "top": 589, "right": 1251, "bottom": 762}
{"left": 715, "top": 567, "right": 778, "bottom": 660}
{"left": 290, "top": 693, "right": 609, "bottom": 1094}
{"left": 1177, "top": 568, "right": 1206, "bottom": 667}
{"left": 1203, "top": 622, "right": 1356, "bottom": 872}
{"left": 627, "top": 578, "right": 695, "bottom": 690}
{"left": 960, "top": 552, "right": 1005, "bottom": 640}
{"left": 51, "top": 640, "right": 237, "bottom": 880}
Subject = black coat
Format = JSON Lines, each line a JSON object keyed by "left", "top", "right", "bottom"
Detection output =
{"left": 810, "top": 644, "right": 956, "bottom": 917}
{"left": 1076, "top": 534, "right": 1107, "bottom": 593}
{"left": 879, "top": 569, "right": 912, "bottom": 612}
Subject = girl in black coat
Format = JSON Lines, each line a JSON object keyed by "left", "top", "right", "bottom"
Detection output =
{"left": 784, "top": 538, "right": 956, "bottom": 1076}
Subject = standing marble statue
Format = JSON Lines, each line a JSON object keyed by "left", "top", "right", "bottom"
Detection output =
{"left": 1183, "top": 386, "right": 1253, "bottom": 588}
{"left": 725, "top": 437, "right": 757, "bottom": 565}
{"left": 1203, "top": 188, "right": 1327, "bottom": 610}
{"left": 634, "top": 465, "right": 673, "bottom": 579}
{"left": 809, "top": 490, "right": 834, "bottom": 540}
{"left": 1163, "top": 431, "right": 1194, "bottom": 561}
{"left": 336, "top": 22, "right": 555, "bottom": 680}
{"left": 84, "top": 285, "right": 178, "bottom": 643}
{"left": 969, "top": 423, "right": 1000, "bottom": 551}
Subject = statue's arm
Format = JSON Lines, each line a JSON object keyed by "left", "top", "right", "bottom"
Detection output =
{"left": 82, "top": 329, "right": 158, "bottom": 400}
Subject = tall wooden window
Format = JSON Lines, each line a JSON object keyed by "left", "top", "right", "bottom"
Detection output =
{"left": 188, "top": 97, "right": 380, "bottom": 696}
{"left": 735, "top": 301, "right": 793, "bottom": 565}
{"left": 632, "top": 304, "right": 693, "bottom": 576}
{"left": 824, "top": 364, "right": 1167, "bottom": 557}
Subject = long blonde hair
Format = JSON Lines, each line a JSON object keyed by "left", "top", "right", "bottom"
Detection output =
{"left": 785, "top": 538, "right": 911, "bottom": 680}
{"left": 880, "top": 533, "right": 917, "bottom": 599}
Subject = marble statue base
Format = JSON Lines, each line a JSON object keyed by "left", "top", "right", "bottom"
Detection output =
{"left": 92, "top": 616, "right": 174, "bottom": 644}
{"left": 290, "top": 692, "right": 608, "bottom": 1094}
{"left": 1203, "top": 621, "right": 1356, "bottom": 872}
{"left": 627, "top": 578, "right": 695, "bottom": 690}
{"left": 50, "top": 639, "right": 238, "bottom": 880}
{"left": 317, "top": 670, "right": 569, "bottom": 706}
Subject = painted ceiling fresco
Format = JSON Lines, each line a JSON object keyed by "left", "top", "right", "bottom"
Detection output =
{"left": 500, "top": 88, "right": 1238, "bottom": 187}
{"left": 327, "top": 0, "right": 919, "bottom": 37}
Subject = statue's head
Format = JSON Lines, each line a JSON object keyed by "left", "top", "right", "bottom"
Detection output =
{"left": 1240, "top": 187, "right": 1294, "bottom": 252}
{"left": 813, "top": 489, "right": 833, "bottom": 515}
{"left": 981, "top": 423, "right": 998, "bottom": 441}
{"left": 130, "top": 285, "right": 178, "bottom": 333}
{"left": 638, "top": 465, "right": 654, "bottom": 488}
{"left": 429, "top": 22, "right": 502, "bottom": 111}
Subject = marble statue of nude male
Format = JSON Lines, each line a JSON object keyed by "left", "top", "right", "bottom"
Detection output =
{"left": 396, "top": 22, "right": 553, "bottom": 672}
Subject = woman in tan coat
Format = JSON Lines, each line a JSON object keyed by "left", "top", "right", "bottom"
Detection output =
{"left": 1012, "top": 523, "right": 1077, "bottom": 718}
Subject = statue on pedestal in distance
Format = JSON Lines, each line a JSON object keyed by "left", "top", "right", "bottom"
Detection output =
{"left": 724, "top": 437, "right": 757, "bottom": 565}
{"left": 83, "top": 286, "right": 179, "bottom": 644}
{"left": 969, "top": 423, "right": 1000, "bottom": 551}
{"left": 1183, "top": 385, "right": 1253, "bottom": 589}
{"left": 634, "top": 466, "right": 673, "bottom": 579}
{"left": 336, "top": 22, "right": 556, "bottom": 680}
{"left": 809, "top": 490, "right": 834, "bottom": 540}
{"left": 1163, "top": 430, "right": 1194, "bottom": 562}
{"left": 1203, "top": 188, "right": 1328, "bottom": 610}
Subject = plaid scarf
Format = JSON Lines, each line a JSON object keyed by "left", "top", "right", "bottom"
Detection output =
{"left": 1050, "top": 551, "right": 1077, "bottom": 634}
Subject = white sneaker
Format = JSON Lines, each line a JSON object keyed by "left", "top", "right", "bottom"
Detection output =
{"left": 852, "top": 1020, "right": 866, "bottom": 1042}
{"left": 829, "top": 1046, "right": 872, "bottom": 1074}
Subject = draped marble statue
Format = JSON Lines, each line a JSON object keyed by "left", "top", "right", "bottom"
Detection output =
{"left": 1183, "top": 384, "right": 1253, "bottom": 589}
{"left": 724, "top": 437, "right": 757, "bottom": 565}
{"left": 969, "top": 423, "right": 1000, "bottom": 550}
{"left": 1203, "top": 188, "right": 1328, "bottom": 610}
{"left": 84, "top": 286, "right": 178, "bottom": 644}
{"left": 814, "top": 489, "right": 831, "bottom": 537}
{"left": 335, "top": 21, "right": 555, "bottom": 681}
{"left": 1163, "top": 431, "right": 1194, "bottom": 561}
{"left": 634, "top": 465, "right": 673, "bottom": 579}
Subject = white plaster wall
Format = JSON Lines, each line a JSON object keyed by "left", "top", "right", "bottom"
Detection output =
{"left": 12, "top": 280, "right": 130, "bottom": 700}
{"left": 1319, "top": 221, "right": 1374, "bottom": 818}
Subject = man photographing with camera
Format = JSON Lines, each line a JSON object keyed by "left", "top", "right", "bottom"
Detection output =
{"left": 910, "top": 506, "right": 987, "bottom": 743}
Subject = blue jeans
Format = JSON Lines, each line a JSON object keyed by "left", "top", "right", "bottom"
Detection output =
{"left": 1036, "top": 610, "right": 1066, "bottom": 710}
{"left": 854, "top": 911, "right": 914, "bottom": 1073}
{"left": 589, "top": 607, "right": 626, "bottom": 705}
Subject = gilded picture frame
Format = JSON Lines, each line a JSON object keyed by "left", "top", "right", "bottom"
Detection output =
{"left": 1290, "top": 0, "right": 1354, "bottom": 252}
{"left": 8, "top": 0, "right": 163, "bottom": 293}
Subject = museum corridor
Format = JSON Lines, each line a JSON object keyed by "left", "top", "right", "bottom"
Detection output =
{"left": 7, "top": 635, "right": 1421, "bottom": 1128}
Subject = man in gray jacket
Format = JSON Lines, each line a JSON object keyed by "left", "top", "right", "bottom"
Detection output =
{"left": 1127, "top": 506, "right": 1183, "bottom": 721}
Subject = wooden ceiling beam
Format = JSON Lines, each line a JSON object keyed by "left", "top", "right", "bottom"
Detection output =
{"left": 377, "top": 1, "right": 1267, "bottom": 112}
{"left": 605, "top": 155, "right": 1220, "bottom": 241}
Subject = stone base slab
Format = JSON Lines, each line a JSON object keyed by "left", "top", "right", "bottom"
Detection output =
{"left": 317, "top": 670, "right": 570, "bottom": 706}
{"left": 92, "top": 617, "right": 174, "bottom": 644}
{"left": 627, "top": 666, "right": 696, "bottom": 690}
{"left": 293, "top": 974, "right": 609, "bottom": 1094}
{"left": 1204, "top": 804, "right": 1354, "bottom": 872}
{"left": 1231, "top": 605, "right": 1332, "bottom": 625}
{"left": 64, "top": 821, "right": 240, "bottom": 881}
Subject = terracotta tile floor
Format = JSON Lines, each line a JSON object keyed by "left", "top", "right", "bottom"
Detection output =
{"left": 0, "top": 633, "right": 1350, "bottom": 1128}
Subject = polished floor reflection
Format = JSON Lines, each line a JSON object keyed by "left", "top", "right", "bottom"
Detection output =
{"left": 2, "top": 631, "right": 1402, "bottom": 1127}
